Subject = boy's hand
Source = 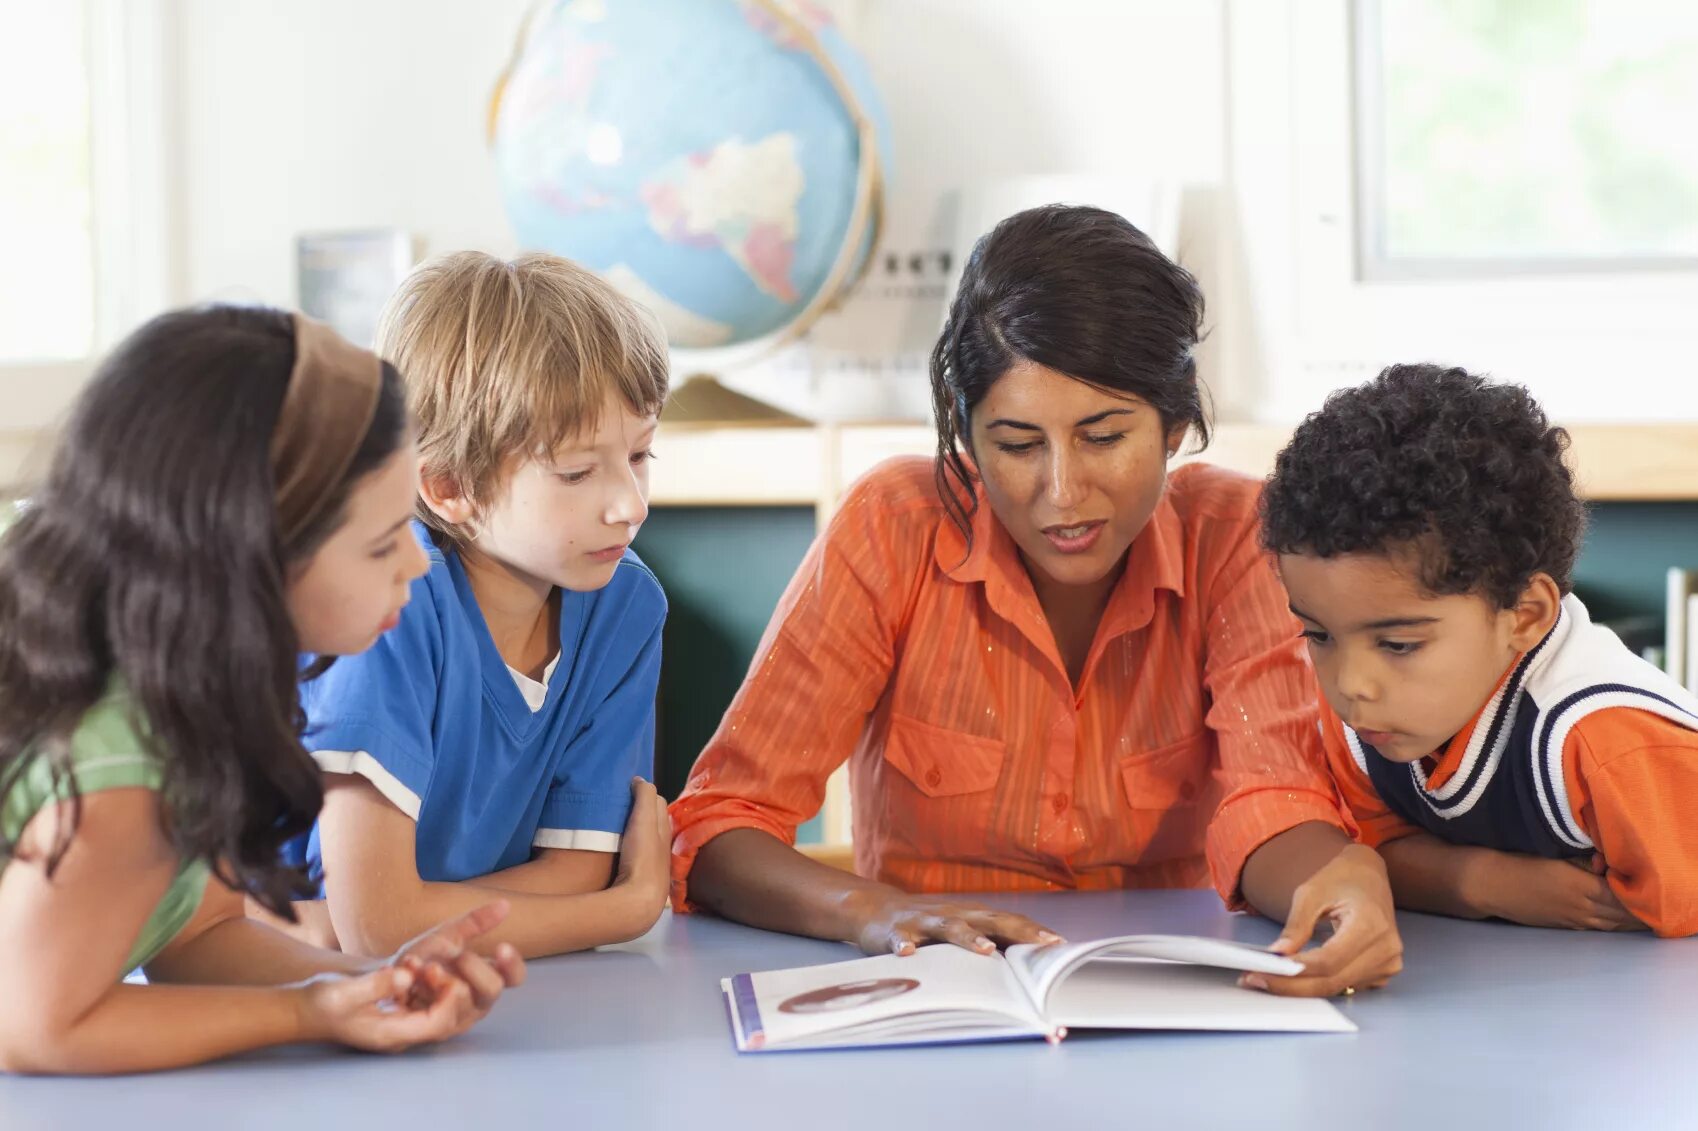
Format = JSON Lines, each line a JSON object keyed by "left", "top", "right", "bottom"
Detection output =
{"left": 1470, "top": 851, "right": 1646, "bottom": 932}
{"left": 612, "top": 778, "right": 672, "bottom": 907}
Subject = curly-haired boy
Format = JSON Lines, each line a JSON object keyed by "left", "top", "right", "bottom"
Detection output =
{"left": 1262, "top": 363, "right": 1698, "bottom": 937}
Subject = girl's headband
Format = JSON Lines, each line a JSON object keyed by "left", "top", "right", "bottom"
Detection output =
{"left": 271, "top": 314, "right": 383, "bottom": 547}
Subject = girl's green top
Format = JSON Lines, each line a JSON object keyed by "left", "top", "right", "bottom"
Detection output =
{"left": 1, "top": 687, "right": 210, "bottom": 973}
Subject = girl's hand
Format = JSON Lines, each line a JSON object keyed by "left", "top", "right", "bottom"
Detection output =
{"left": 1247, "top": 844, "right": 1404, "bottom": 997}
{"left": 388, "top": 901, "right": 526, "bottom": 1012}
{"left": 295, "top": 963, "right": 487, "bottom": 1053}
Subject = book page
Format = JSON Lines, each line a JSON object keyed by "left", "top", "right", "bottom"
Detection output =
{"left": 1038, "top": 959, "right": 1355, "bottom": 1034}
{"left": 726, "top": 944, "right": 1049, "bottom": 1050}
{"left": 1006, "top": 934, "right": 1302, "bottom": 1011}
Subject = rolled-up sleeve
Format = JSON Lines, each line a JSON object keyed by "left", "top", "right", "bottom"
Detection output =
{"left": 1198, "top": 507, "right": 1353, "bottom": 909}
{"left": 668, "top": 472, "right": 926, "bottom": 910}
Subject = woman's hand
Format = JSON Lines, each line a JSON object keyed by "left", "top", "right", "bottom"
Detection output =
{"left": 1246, "top": 843, "right": 1404, "bottom": 997}
{"left": 851, "top": 892, "right": 1062, "bottom": 956}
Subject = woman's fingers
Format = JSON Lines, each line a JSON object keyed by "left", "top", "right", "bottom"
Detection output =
{"left": 1252, "top": 906, "right": 1402, "bottom": 998}
{"left": 921, "top": 914, "right": 996, "bottom": 954}
{"left": 968, "top": 910, "right": 1063, "bottom": 948}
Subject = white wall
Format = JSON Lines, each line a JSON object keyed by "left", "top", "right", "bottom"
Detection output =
{"left": 1223, "top": 0, "right": 1698, "bottom": 424}
{"left": 9, "top": 0, "right": 1692, "bottom": 483}
{"left": 177, "top": 0, "right": 533, "bottom": 306}
{"left": 0, "top": 0, "right": 1256, "bottom": 483}
{"left": 860, "top": 0, "right": 1225, "bottom": 216}
{"left": 850, "top": 0, "right": 1243, "bottom": 410}
{"left": 170, "top": 0, "right": 1247, "bottom": 410}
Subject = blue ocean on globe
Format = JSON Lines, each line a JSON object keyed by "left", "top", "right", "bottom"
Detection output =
{"left": 490, "top": 0, "right": 889, "bottom": 348}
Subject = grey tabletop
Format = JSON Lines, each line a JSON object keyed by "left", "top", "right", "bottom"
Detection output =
{"left": 3, "top": 889, "right": 1695, "bottom": 1130}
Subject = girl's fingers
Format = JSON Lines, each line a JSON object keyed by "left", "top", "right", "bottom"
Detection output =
{"left": 492, "top": 943, "right": 527, "bottom": 987}
{"left": 450, "top": 951, "right": 507, "bottom": 1011}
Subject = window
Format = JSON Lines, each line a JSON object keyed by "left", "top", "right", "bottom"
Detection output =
{"left": 1225, "top": 0, "right": 1698, "bottom": 423}
{"left": 0, "top": 1, "right": 95, "bottom": 361}
{"left": 0, "top": 0, "right": 171, "bottom": 453}
{"left": 1355, "top": 0, "right": 1698, "bottom": 278}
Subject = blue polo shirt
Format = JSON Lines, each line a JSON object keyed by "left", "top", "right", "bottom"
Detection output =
{"left": 295, "top": 522, "right": 665, "bottom": 886}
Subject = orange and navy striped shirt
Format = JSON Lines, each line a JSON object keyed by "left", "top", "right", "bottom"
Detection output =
{"left": 670, "top": 457, "right": 1352, "bottom": 909}
{"left": 1322, "top": 605, "right": 1698, "bottom": 937}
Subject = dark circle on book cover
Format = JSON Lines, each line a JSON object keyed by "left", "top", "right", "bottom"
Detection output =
{"left": 777, "top": 978, "right": 922, "bottom": 1014}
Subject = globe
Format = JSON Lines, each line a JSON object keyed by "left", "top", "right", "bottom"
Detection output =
{"left": 488, "top": 0, "right": 889, "bottom": 352}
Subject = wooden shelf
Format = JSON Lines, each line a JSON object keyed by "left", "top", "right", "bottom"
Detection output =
{"left": 651, "top": 420, "right": 1698, "bottom": 510}
{"left": 1178, "top": 422, "right": 1698, "bottom": 503}
{"left": 3, "top": 386, "right": 1694, "bottom": 501}
{"left": 1563, "top": 425, "right": 1698, "bottom": 502}
{"left": 8, "top": 419, "right": 1692, "bottom": 504}
{"left": 648, "top": 423, "right": 829, "bottom": 507}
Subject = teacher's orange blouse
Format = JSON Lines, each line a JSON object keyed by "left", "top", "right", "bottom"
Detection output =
{"left": 669, "top": 457, "right": 1351, "bottom": 909}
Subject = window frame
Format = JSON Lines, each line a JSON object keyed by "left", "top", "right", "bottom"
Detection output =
{"left": 1224, "top": 0, "right": 1698, "bottom": 424}
{"left": 1352, "top": 0, "right": 1698, "bottom": 281}
{"left": 1, "top": 0, "right": 174, "bottom": 437}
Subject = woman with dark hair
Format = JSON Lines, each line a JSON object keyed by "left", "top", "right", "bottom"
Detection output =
{"left": 671, "top": 205, "right": 1402, "bottom": 997}
{"left": 0, "top": 306, "right": 524, "bottom": 1075}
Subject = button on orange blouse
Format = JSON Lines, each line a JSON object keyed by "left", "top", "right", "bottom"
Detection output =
{"left": 670, "top": 457, "right": 1351, "bottom": 909}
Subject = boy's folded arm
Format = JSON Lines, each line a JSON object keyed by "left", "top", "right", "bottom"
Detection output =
{"left": 318, "top": 775, "right": 659, "bottom": 959}
{"left": 1381, "top": 831, "right": 1640, "bottom": 931}
{"left": 1377, "top": 832, "right": 1499, "bottom": 919}
{"left": 474, "top": 848, "right": 615, "bottom": 897}
{"left": 1579, "top": 728, "right": 1698, "bottom": 938}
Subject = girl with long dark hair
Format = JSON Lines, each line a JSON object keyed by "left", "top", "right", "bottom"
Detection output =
{"left": 0, "top": 306, "right": 523, "bottom": 1074}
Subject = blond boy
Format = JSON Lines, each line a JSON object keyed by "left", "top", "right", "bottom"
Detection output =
{"left": 297, "top": 252, "right": 674, "bottom": 958}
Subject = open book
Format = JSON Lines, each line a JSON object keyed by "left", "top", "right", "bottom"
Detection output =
{"left": 722, "top": 935, "right": 1356, "bottom": 1051}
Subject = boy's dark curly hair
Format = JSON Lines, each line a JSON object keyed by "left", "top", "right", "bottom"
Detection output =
{"left": 1259, "top": 364, "right": 1587, "bottom": 610}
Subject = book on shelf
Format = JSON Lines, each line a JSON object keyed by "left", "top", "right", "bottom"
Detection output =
{"left": 1666, "top": 567, "right": 1698, "bottom": 685}
{"left": 1685, "top": 592, "right": 1698, "bottom": 697}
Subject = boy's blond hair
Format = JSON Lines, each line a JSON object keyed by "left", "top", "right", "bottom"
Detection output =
{"left": 375, "top": 250, "right": 669, "bottom": 543}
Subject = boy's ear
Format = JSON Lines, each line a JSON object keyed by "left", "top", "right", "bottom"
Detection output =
{"left": 1507, "top": 573, "right": 1563, "bottom": 651}
{"left": 417, "top": 463, "right": 475, "bottom": 527}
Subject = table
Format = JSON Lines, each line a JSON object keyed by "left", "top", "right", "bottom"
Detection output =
{"left": 3, "top": 890, "right": 1695, "bottom": 1130}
